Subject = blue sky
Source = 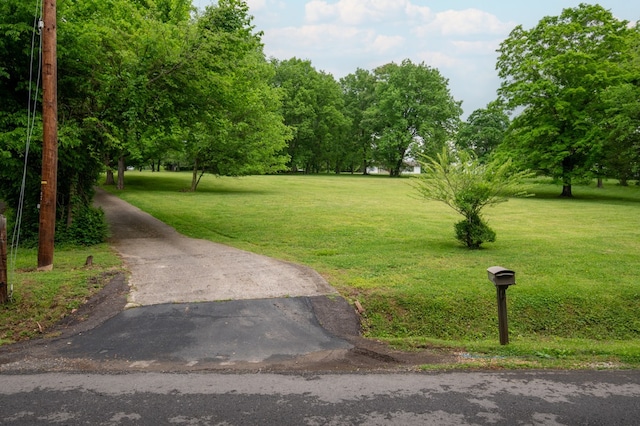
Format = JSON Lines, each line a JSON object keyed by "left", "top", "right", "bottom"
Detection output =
{"left": 193, "top": 1, "right": 639, "bottom": 117}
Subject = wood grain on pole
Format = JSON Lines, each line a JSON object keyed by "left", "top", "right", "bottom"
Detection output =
{"left": 37, "top": 0, "right": 58, "bottom": 271}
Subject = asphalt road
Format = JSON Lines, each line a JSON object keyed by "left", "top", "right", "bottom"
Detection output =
{"left": 2, "top": 371, "right": 639, "bottom": 425}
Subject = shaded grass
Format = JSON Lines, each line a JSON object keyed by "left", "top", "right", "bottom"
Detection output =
{"left": 0, "top": 244, "right": 122, "bottom": 344}
{"left": 103, "top": 172, "right": 640, "bottom": 366}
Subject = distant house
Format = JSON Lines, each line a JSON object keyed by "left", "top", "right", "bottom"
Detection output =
{"left": 367, "top": 159, "right": 421, "bottom": 175}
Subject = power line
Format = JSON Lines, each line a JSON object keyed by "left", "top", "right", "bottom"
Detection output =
{"left": 8, "top": 1, "right": 44, "bottom": 300}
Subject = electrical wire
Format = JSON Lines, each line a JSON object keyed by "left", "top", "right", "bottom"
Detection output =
{"left": 8, "top": 0, "right": 44, "bottom": 301}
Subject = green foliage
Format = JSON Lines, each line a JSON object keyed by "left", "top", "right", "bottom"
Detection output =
{"left": 340, "top": 68, "right": 377, "bottom": 173}
{"left": 600, "top": 26, "right": 640, "bottom": 184}
{"left": 272, "top": 58, "right": 350, "bottom": 174}
{"left": 454, "top": 214, "right": 496, "bottom": 249}
{"left": 0, "top": 0, "right": 290, "bottom": 247}
{"left": 497, "top": 4, "right": 635, "bottom": 196}
{"left": 365, "top": 59, "right": 462, "bottom": 176}
{"left": 180, "top": 0, "right": 290, "bottom": 190}
{"left": 455, "top": 102, "right": 509, "bottom": 161}
{"left": 414, "top": 147, "right": 532, "bottom": 248}
{"left": 57, "top": 206, "right": 109, "bottom": 246}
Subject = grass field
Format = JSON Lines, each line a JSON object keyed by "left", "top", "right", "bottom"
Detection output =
{"left": 101, "top": 171, "right": 640, "bottom": 368}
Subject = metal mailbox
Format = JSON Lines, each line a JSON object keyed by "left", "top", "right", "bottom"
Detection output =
{"left": 487, "top": 265, "right": 516, "bottom": 345}
{"left": 487, "top": 266, "right": 516, "bottom": 287}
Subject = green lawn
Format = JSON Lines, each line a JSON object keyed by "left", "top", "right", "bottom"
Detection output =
{"left": 103, "top": 171, "right": 640, "bottom": 368}
{"left": 0, "top": 244, "right": 122, "bottom": 344}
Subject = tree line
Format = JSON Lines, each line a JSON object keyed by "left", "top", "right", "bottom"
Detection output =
{"left": 1, "top": 1, "right": 638, "bottom": 244}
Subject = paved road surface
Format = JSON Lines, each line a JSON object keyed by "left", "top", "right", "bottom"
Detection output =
{"left": 2, "top": 371, "right": 639, "bottom": 425}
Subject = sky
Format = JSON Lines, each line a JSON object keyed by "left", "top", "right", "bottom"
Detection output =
{"left": 193, "top": 1, "right": 639, "bottom": 118}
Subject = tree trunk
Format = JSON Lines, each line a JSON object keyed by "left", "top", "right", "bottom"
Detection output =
{"left": 561, "top": 158, "right": 573, "bottom": 197}
{"left": 117, "top": 156, "right": 125, "bottom": 190}
{"left": 191, "top": 158, "right": 199, "bottom": 192}
{"left": 65, "top": 179, "right": 76, "bottom": 229}
{"left": 391, "top": 156, "right": 404, "bottom": 177}
{"left": 191, "top": 158, "right": 204, "bottom": 192}
{"left": 0, "top": 215, "right": 8, "bottom": 304}
{"left": 105, "top": 169, "right": 115, "bottom": 185}
{"left": 597, "top": 177, "right": 603, "bottom": 188}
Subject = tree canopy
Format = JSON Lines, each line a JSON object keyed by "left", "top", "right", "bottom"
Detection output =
{"left": 497, "top": 3, "right": 636, "bottom": 197}
{"left": 365, "top": 59, "right": 462, "bottom": 176}
{"left": 455, "top": 102, "right": 509, "bottom": 162}
{"left": 340, "top": 68, "right": 377, "bottom": 173}
{"left": 271, "top": 58, "right": 348, "bottom": 174}
{"left": 0, "top": 0, "right": 290, "bottom": 244}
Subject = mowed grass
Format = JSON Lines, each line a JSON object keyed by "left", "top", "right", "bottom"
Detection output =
{"left": 0, "top": 244, "right": 122, "bottom": 344}
{"left": 103, "top": 172, "right": 640, "bottom": 367}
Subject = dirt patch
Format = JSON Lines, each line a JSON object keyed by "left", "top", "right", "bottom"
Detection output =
{"left": 49, "top": 271, "right": 130, "bottom": 338}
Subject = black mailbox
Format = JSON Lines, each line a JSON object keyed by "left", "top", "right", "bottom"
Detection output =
{"left": 487, "top": 266, "right": 516, "bottom": 287}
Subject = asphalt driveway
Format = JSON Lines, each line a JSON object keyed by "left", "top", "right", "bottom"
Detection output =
{"left": 0, "top": 188, "right": 449, "bottom": 372}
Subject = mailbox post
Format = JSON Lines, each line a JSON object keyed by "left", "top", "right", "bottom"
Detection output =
{"left": 487, "top": 266, "right": 516, "bottom": 345}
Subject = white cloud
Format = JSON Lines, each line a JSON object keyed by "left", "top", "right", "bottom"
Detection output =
{"left": 305, "top": 0, "right": 336, "bottom": 22}
{"left": 266, "top": 24, "right": 375, "bottom": 53}
{"left": 416, "top": 8, "right": 514, "bottom": 36}
{"left": 246, "top": 0, "right": 268, "bottom": 10}
{"left": 450, "top": 39, "right": 502, "bottom": 55}
{"left": 305, "top": 0, "right": 412, "bottom": 25}
{"left": 370, "top": 34, "right": 405, "bottom": 54}
{"left": 416, "top": 50, "right": 461, "bottom": 69}
{"left": 405, "top": 3, "right": 431, "bottom": 21}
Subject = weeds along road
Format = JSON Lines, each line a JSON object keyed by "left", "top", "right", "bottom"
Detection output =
{"left": 1, "top": 370, "right": 640, "bottom": 425}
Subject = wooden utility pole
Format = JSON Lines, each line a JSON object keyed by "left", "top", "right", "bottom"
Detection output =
{"left": 0, "top": 215, "right": 7, "bottom": 304}
{"left": 37, "top": 0, "right": 58, "bottom": 271}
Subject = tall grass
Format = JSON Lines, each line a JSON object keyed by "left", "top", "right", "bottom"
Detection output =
{"left": 103, "top": 172, "right": 640, "bottom": 365}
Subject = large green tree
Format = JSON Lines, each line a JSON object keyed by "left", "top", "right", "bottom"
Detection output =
{"left": 0, "top": 0, "right": 115, "bottom": 243}
{"left": 0, "top": 1, "right": 44, "bottom": 241}
{"left": 182, "top": 0, "right": 290, "bottom": 190}
{"left": 66, "top": 0, "right": 191, "bottom": 189}
{"left": 455, "top": 102, "right": 509, "bottom": 162}
{"left": 272, "top": 58, "right": 349, "bottom": 173}
{"left": 365, "top": 59, "right": 461, "bottom": 177}
{"left": 497, "top": 3, "right": 632, "bottom": 197}
{"left": 340, "top": 68, "right": 377, "bottom": 173}
{"left": 599, "top": 25, "right": 640, "bottom": 185}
